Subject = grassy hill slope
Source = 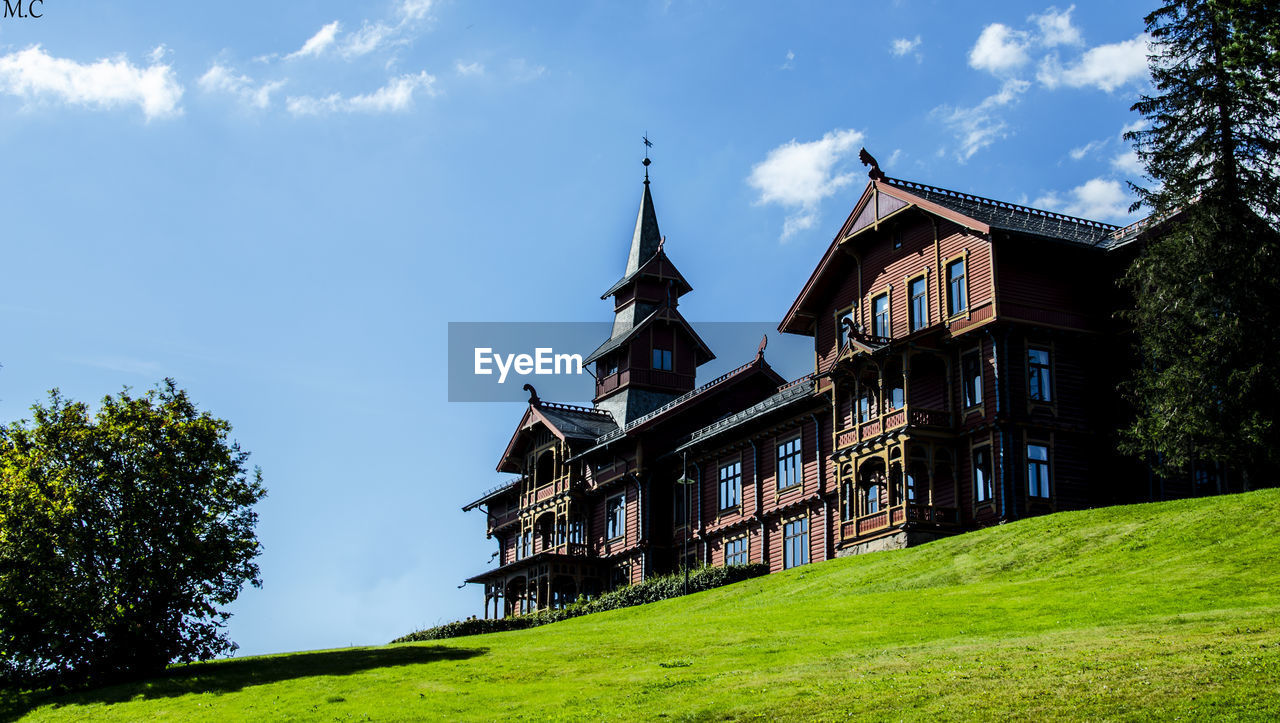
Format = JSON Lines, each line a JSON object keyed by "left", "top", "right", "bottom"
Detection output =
{"left": 7, "top": 490, "right": 1280, "bottom": 721}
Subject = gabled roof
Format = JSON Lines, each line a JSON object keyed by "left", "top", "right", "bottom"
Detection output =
{"left": 779, "top": 176, "right": 1123, "bottom": 335}
{"left": 881, "top": 178, "right": 1120, "bottom": 247}
{"left": 673, "top": 374, "right": 817, "bottom": 454}
{"left": 537, "top": 404, "right": 619, "bottom": 440}
{"left": 496, "top": 402, "right": 617, "bottom": 473}
{"left": 582, "top": 304, "right": 715, "bottom": 367}
{"left": 600, "top": 247, "right": 693, "bottom": 300}
{"left": 572, "top": 353, "right": 786, "bottom": 459}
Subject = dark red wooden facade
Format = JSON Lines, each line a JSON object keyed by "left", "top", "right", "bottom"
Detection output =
{"left": 462, "top": 163, "right": 1230, "bottom": 618}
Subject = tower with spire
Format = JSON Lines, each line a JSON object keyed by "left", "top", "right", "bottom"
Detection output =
{"left": 584, "top": 156, "right": 715, "bottom": 425}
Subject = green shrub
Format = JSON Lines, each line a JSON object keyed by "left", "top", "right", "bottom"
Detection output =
{"left": 392, "top": 564, "right": 767, "bottom": 644}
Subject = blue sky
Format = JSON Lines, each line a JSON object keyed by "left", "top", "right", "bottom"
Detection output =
{"left": 0, "top": 1, "right": 1157, "bottom": 655}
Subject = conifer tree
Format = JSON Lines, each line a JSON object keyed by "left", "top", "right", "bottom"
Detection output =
{"left": 1121, "top": 0, "right": 1280, "bottom": 484}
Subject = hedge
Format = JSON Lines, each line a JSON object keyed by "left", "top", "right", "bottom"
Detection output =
{"left": 392, "top": 563, "right": 768, "bottom": 644}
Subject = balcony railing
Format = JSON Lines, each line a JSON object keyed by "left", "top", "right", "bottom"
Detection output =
{"left": 520, "top": 478, "right": 576, "bottom": 507}
{"left": 905, "top": 504, "right": 959, "bottom": 525}
{"left": 835, "top": 405, "right": 953, "bottom": 450}
{"left": 856, "top": 508, "right": 891, "bottom": 536}
{"left": 907, "top": 407, "right": 951, "bottom": 427}
{"left": 840, "top": 503, "right": 960, "bottom": 541}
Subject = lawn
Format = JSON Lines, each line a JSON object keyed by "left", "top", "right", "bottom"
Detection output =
{"left": 6, "top": 489, "right": 1280, "bottom": 721}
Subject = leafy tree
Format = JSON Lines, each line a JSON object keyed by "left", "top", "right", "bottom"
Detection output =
{"left": 0, "top": 380, "right": 265, "bottom": 688}
{"left": 1121, "top": 0, "right": 1280, "bottom": 482}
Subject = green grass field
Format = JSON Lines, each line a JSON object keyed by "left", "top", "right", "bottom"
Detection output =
{"left": 6, "top": 490, "right": 1280, "bottom": 721}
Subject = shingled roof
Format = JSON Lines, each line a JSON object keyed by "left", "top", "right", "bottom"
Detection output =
{"left": 536, "top": 403, "right": 619, "bottom": 441}
{"left": 673, "top": 374, "right": 817, "bottom": 454}
{"left": 583, "top": 305, "right": 715, "bottom": 367}
{"left": 882, "top": 177, "right": 1121, "bottom": 247}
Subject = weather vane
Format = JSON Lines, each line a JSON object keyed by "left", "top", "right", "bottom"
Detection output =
{"left": 643, "top": 134, "right": 653, "bottom": 180}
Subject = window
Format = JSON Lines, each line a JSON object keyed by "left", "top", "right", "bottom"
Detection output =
{"left": 909, "top": 276, "right": 928, "bottom": 332}
{"left": 1027, "top": 443, "right": 1050, "bottom": 498}
{"left": 892, "top": 229, "right": 904, "bottom": 250}
{"left": 783, "top": 517, "right": 809, "bottom": 569}
{"left": 866, "top": 484, "right": 881, "bottom": 514}
{"left": 606, "top": 493, "right": 626, "bottom": 540}
{"left": 555, "top": 518, "right": 566, "bottom": 546}
{"left": 673, "top": 485, "right": 687, "bottom": 526}
{"left": 1028, "top": 348, "right": 1052, "bottom": 402}
{"left": 887, "top": 385, "right": 904, "bottom": 411}
{"left": 567, "top": 516, "right": 584, "bottom": 545}
{"left": 652, "top": 348, "right": 673, "bottom": 371}
{"left": 963, "top": 352, "right": 983, "bottom": 408}
{"left": 777, "top": 437, "right": 802, "bottom": 490}
{"left": 724, "top": 537, "right": 749, "bottom": 566}
{"left": 836, "top": 307, "right": 855, "bottom": 349}
{"left": 841, "top": 480, "right": 855, "bottom": 521}
{"left": 718, "top": 460, "right": 741, "bottom": 510}
{"left": 858, "top": 393, "right": 873, "bottom": 423}
{"left": 974, "top": 447, "right": 993, "bottom": 503}
{"left": 599, "top": 354, "right": 619, "bottom": 377}
{"left": 906, "top": 467, "right": 918, "bottom": 503}
{"left": 611, "top": 563, "right": 630, "bottom": 589}
{"left": 873, "top": 294, "right": 890, "bottom": 337}
{"left": 947, "top": 258, "right": 967, "bottom": 315}
{"left": 519, "top": 530, "right": 532, "bottom": 559}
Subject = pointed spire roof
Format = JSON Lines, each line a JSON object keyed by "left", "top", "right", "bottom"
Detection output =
{"left": 625, "top": 174, "right": 662, "bottom": 276}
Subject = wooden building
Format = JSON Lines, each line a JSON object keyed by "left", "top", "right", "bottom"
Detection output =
{"left": 462, "top": 154, "right": 1218, "bottom": 617}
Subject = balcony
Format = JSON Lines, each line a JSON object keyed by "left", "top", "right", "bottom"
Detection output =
{"left": 520, "top": 477, "right": 578, "bottom": 508}
{"left": 834, "top": 405, "right": 951, "bottom": 451}
{"left": 839, "top": 503, "right": 960, "bottom": 541}
{"left": 596, "top": 368, "right": 696, "bottom": 398}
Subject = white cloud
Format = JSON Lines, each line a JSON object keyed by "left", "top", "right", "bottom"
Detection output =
{"left": 1033, "top": 177, "right": 1134, "bottom": 221}
{"left": 455, "top": 60, "right": 484, "bottom": 76}
{"left": 287, "top": 21, "right": 341, "bottom": 60}
{"left": 342, "top": 23, "right": 395, "bottom": 57}
{"left": 1120, "top": 119, "right": 1146, "bottom": 137}
{"left": 198, "top": 63, "right": 285, "bottom": 110}
{"left": 285, "top": 71, "right": 436, "bottom": 115}
{"left": 780, "top": 50, "right": 795, "bottom": 70}
{"left": 747, "top": 128, "right": 865, "bottom": 241}
{"left": 969, "top": 23, "right": 1030, "bottom": 74}
{"left": 0, "top": 45, "right": 183, "bottom": 120}
{"left": 1038, "top": 33, "right": 1149, "bottom": 91}
{"left": 399, "top": 0, "right": 433, "bottom": 21}
{"left": 891, "top": 35, "right": 922, "bottom": 60}
{"left": 1068, "top": 139, "right": 1103, "bottom": 160}
{"left": 1030, "top": 5, "right": 1082, "bottom": 47}
{"left": 937, "top": 79, "right": 1030, "bottom": 161}
{"left": 1111, "top": 150, "right": 1144, "bottom": 177}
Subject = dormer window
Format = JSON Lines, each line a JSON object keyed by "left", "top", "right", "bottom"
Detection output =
{"left": 652, "top": 348, "right": 673, "bottom": 371}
